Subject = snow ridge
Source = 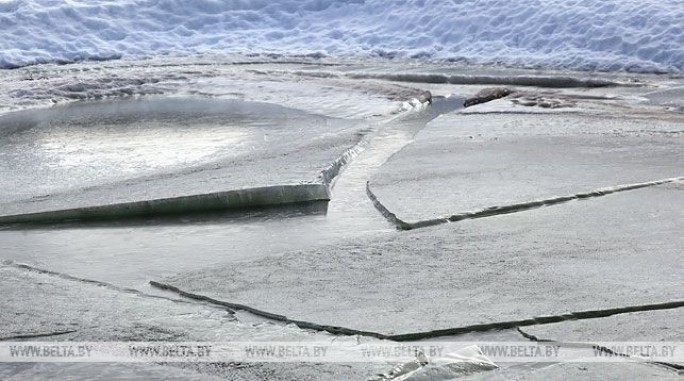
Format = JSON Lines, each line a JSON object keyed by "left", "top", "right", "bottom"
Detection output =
{"left": 1, "top": 0, "right": 683, "bottom": 73}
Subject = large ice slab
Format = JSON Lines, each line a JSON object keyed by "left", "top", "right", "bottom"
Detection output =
{"left": 0, "top": 98, "right": 365, "bottom": 217}
{"left": 369, "top": 113, "right": 684, "bottom": 224}
{"left": 162, "top": 184, "right": 684, "bottom": 335}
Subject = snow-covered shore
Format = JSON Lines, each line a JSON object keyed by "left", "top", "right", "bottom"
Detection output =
{"left": 2, "top": 0, "right": 683, "bottom": 73}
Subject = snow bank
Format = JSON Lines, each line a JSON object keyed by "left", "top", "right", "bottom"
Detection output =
{"left": 1, "top": 0, "right": 683, "bottom": 73}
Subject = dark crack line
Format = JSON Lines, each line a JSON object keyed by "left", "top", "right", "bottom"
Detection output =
{"left": 148, "top": 281, "right": 684, "bottom": 343}
{"left": 517, "top": 328, "right": 684, "bottom": 372}
{"left": 149, "top": 281, "right": 389, "bottom": 339}
{"left": 368, "top": 176, "right": 684, "bottom": 231}
{"left": 366, "top": 181, "right": 412, "bottom": 230}
{"left": 1, "top": 261, "right": 204, "bottom": 308}
{"left": 516, "top": 327, "right": 552, "bottom": 342}
{"left": 0, "top": 330, "right": 77, "bottom": 341}
{"left": 390, "top": 300, "right": 684, "bottom": 341}
{"left": 150, "top": 281, "right": 388, "bottom": 339}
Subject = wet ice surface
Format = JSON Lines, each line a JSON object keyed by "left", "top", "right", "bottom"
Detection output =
{"left": 0, "top": 103, "right": 451, "bottom": 288}
{"left": 0, "top": 99, "right": 283, "bottom": 196}
{"left": 1, "top": 60, "right": 684, "bottom": 380}
{"left": 0, "top": 95, "right": 391, "bottom": 290}
{"left": 0, "top": 80, "right": 463, "bottom": 287}
{"left": 0, "top": 97, "right": 363, "bottom": 213}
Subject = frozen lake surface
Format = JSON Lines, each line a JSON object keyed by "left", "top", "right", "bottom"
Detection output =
{"left": 1, "top": 59, "right": 683, "bottom": 380}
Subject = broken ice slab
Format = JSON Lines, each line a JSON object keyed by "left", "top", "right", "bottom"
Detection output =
{"left": 369, "top": 113, "right": 684, "bottom": 224}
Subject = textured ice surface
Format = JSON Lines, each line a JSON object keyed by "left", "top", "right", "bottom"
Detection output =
{"left": 522, "top": 308, "right": 684, "bottom": 342}
{"left": 162, "top": 185, "right": 684, "bottom": 334}
{"left": 1, "top": 0, "right": 684, "bottom": 73}
{"left": 462, "top": 363, "right": 679, "bottom": 381}
{"left": 369, "top": 113, "right": 684, "bottom": 223}
{"left": 0, "top": 264, "right": 390, "bottom": 380}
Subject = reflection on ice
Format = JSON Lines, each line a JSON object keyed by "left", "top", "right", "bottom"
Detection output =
{"left": 0, "top": 96, "right": 451, "bottom": 288}
{"left": 0, "top": 97, "right": 344, "bottom": 204}
{"left": 38, "top": 125, "right": 247, "bottom": 172}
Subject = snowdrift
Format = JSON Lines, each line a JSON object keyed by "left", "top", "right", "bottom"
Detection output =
{"left": 1, "top": 0, "right": 683, "bottom": 73}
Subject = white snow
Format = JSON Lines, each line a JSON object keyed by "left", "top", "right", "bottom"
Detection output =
{"left": 1, "top": 0, "right": 683, "bottom": 73}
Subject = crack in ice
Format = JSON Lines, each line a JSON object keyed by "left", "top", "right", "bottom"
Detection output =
{"left": 368, "top": 176, "right": 684, "bottom": 231}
